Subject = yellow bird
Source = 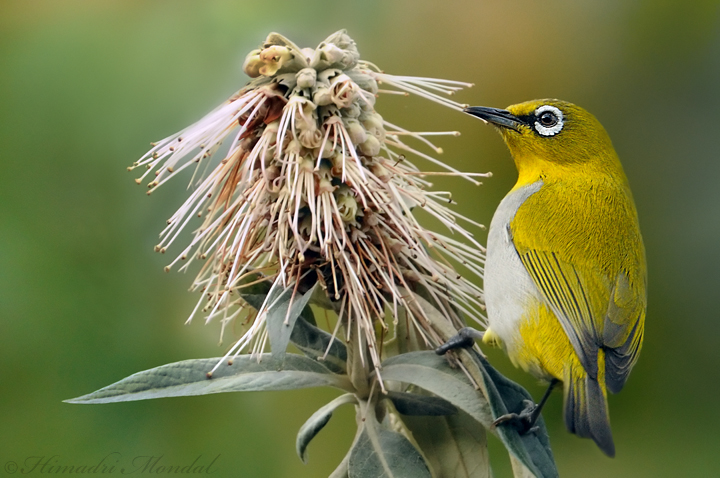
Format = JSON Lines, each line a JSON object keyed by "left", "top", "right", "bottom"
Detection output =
{"left": 440, "top": 99, "right": 646, "bottom": 457}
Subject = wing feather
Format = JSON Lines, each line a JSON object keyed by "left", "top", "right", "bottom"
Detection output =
{"left": 511, "top": 178, "right": 646, "bottom": 390}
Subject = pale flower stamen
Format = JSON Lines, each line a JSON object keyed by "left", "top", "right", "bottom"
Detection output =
{"left": 132, "top": 30, "right": 489, "bottom": 380}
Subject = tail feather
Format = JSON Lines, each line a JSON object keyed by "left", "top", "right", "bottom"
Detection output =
{"left": 563, "top": 367, "right": 615, "bottom": 457}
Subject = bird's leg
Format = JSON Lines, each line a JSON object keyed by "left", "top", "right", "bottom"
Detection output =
{"left": 493, "top": 378, "right": 560, "bottom": 434}
{"left": 435, "top": 327, "right": 484, "bottom": 355}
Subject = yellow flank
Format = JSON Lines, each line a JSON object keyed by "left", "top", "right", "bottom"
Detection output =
{"left": 514, "top": 302, "right": 576, "bottom": 381}
{"left": 513, "top": 302, "right": 606, "bottom": 392}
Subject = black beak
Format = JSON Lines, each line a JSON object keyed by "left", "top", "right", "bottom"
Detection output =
{"left": 463, "top": 106, "right": 524, "bottom": 131}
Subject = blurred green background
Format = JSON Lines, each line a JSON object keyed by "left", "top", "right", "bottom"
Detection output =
{"left": 2, "top": 1, "right": 719, "bottom": 476}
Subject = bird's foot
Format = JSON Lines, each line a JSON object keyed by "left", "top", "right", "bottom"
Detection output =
{"left": 435, "top": 327, "right": 484, "bottom": 355}
{"left": 492, "top": 399, "right": 540, "bottom": 435}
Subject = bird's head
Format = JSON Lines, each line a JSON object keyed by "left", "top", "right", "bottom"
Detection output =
{"left": 464, "top": 99, "right": 621, "bottom": 179}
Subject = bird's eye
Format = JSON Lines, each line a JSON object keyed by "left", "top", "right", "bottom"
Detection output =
{"left": 539, "top": 112, "right": 558, "bottom": 127}
{"left": 533, "top": 105, "right": 564, "bottom": 137}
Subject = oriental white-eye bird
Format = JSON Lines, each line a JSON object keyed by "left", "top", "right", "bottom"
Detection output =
{"left": 438, "top": 99, "right": 646, "bottom": 457}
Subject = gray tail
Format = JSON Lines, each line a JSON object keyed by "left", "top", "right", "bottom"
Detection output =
{"left": 563, "top": 368, "right": 615, "bottom": 457}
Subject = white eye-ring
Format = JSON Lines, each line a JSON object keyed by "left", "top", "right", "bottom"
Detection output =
{"left": 534, "top": 105, "right": 564, "bottom": 136}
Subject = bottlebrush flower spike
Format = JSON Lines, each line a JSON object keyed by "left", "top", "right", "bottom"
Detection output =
{"left": 129, "top": 30, "right": 490, "bottom": 385}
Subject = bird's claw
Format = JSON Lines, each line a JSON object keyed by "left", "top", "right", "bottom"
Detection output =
{"left": 492, "top": 399, "right": 539, "bottom": 435}
{"left": 435, "top": 327, "right": 484, "bottom": 355}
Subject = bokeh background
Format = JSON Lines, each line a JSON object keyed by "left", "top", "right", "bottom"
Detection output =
{"left": 2, "top": 1, "right": 719, "bottom": 476}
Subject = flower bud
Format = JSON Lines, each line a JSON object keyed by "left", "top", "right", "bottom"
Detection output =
{"left": 314, "top": 139, "right": 335, "bottom": 159}
{"left": 317, "top": 177, "right": 336, "bottom": 195}
{"left": 347, "top": 71, "right": 378, "bottom": 95}
{"left": 371, "top": 162, "right": 391, "bottom": 183}
{"left": 258, "top": 45, "right": 292, "bottom": 76}
{"left": 242, "top": 50, "right": 263, "bottom": 78}
{"left": 312, "top": 85, "right": 333, "bottom": 106}
{"left": 261, "top": 120, "right": 280, "bottom": 140}
{"left": 362, "top": 113, "right": 386, "bottom": 141}
{"left": 359, "top": 93, "right": 376, "bottom": 110}
{"left": 286, "top": 138, "right": 303, "bottom": 155}
{"left": 264, "top": 164, "right": 281, "bottom": 182}
{"left": 358, "top": 135, "right": 380, "bottom": 156}
{"left": 300, "top": 157, "right": 315, "bottom": 174}
{"left": 296, "top": 67, "right": 317, "bottom": 89}
{"left": 310, "top": 30, "right": 360, "bottom": 70}
{"left": 329, "top": 151, "right": 344, "bottom": 177}
{"left": 344, "top": 119, "right": 367, "bottom": 145}
{"left": 336, "top": 193, "right": 359, "bottom": 223}
{"left": 321, "top": 43, "right": 345, "bottom": 65}
{"left": 330, "top": 75, "right": 358, "bottom": 108}
{"left": 341, "top": 102, "right": 361, "bottom": 119}
{"left": 299, "top": 127, "right": 323, "bottom": 149}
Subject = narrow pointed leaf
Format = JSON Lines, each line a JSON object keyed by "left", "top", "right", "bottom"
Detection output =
{"left": 236, "top": 272, "right": 274, "bottom": 310}
{"left": 266, "top": 282, "right": 318, "bottom": 362}
{"left": 386, "top": 391, "right": 457, "bottom": 416}
{"left": 291, "top": 314, "right": 347, "bottom": 374}
{"left": 348, "top": 419, "right": 431, "bottom": 478}
{"left": 470, "top": 350, "right": 558, "bottom": 478}
{"left": 510, "top": 456, "right": 537, "bottom": 478}
{"left": 236, "top": 272, "right": 347, "bottom": 370}
{"left": 65, "top": 354, "right": 352, "bottom": 404}
{"left": 297, "top": 393, "right": 357, "bottom": 463}
{"left": 395, "top": 301, "right": 426, "bottom": 354}
{"left": 403, "top": 410, "right": 491, "bottom": 478}
{"left": 300, "top": 302, "right": 317, "bottom": 326}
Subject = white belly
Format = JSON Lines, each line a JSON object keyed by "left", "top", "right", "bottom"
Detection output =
{"left": 484, "top": 180, "right": 543, "bottom": 354}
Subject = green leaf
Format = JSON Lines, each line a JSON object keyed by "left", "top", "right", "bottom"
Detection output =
{"left": 65, "top": 354, "right": 353, "bottom": 404}
{"left": 296, "top": 393, "right": 357, "bottom": 463}
{"left": 290, "top": 314, "right": 347, "bottom": 374}
{"left": 409, "top": 282, "right": 465, "bottom": 329}
{"left": 400, "top": 289, "right": 557, "bottom": 478}
{"left": 236, "top": 272, "right": 347, "bottom": 372}
{"left": 470, "top": 351, "right": 558, "bottom": 478}
{"left": 380, "top": 352, "right": 493, "bottom": 427}
{"left": 395, "top": 302, "right": 426, "bottom": 354}
{"left": 510, "top": 456, "right": 537, "bottom": 478}
{"left": 266, "top": 282, "right": 318, "bottom": 362}
{"left": 381, "top": 350, "right": 557, "bottom": 478}
{"left": 386, "top": 391, "right": 457, "bottom": 416}
{"left": 300, "top": 302, "right": 317, "bottom": 326}
{"left": 235, "top": 272, "right": 273, "bottom": 310}
{"left": 348, "top": 417, "right": 431, "bottom": 478}
{"left": 402, "top": 410, "right": 491, "bottom": 478}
